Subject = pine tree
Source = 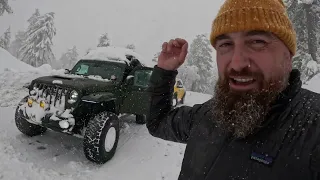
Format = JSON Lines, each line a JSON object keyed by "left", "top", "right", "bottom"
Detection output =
{"left": 0, "top": 27, "right": 11, "bottom": 50}
{"left": 97, "top": 33, "right": 111, "bottom": 47}
{"left": 8, "top": 30, "right": 26, "bottom": 59}
{"left": 27, "top": 8, "right": 40, "bottom": 25}
{"left": 58, "top": 46, "right": 79, "bottom": 69}
{"left": 20, "top": 11, "right": 57, "bottom": 67}
{"left": 186, "top": 34, "right": 214, "bottom": 93}
{"left": 0, "top": 0, "right": 13, "bottom": 16}
{"left": 126, "top": 43, "right": 136, "bottom": 51}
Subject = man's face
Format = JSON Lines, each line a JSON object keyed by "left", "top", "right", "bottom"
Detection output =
{"left": 211, "top": 30, "right": 293, "bottom": 138}
{"left": 214, "top": 30, "right": 292, "bottom": 93}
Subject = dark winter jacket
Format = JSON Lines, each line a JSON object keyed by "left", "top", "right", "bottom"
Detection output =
{"left": 146, "top": 65, "right": 320, "bottom": 180}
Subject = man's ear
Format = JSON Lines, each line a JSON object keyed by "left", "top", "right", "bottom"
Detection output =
{"left": 284, "top": 51, "right": 293, "bottom": 72}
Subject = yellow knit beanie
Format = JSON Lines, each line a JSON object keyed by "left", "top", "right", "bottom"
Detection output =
{"left": 210, "top": 0, "right": 297, "bottom": 55}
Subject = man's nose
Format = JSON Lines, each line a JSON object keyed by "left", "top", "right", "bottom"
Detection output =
{"left": 229, "top": 45, "right": 250, "bottom": 72}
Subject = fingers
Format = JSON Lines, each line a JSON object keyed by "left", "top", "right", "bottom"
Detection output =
{"left": 168, "top": 39, "right": 174, "bottom": 52}
{"left": 179, "top": 43, "right": 188, "bottom": 63}
{"left": 162, "top": 42, "right": 168, "bottom": 53}
{"left": 164, "top": 38, "right": 187, "bottom": 53}
{"left": 175, "top": 38, "right": 187, "bottom": 45}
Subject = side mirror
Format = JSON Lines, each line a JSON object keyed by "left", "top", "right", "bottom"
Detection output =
{"left": 125, "top": 75, "right": 134, "bottom": 85}
{"left": 64, "top": 69, "right": 70, "bottom": 74}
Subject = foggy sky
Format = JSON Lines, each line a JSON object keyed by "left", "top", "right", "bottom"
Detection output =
{"left": 1, "top": 0, "right": 224, "bottom": 61}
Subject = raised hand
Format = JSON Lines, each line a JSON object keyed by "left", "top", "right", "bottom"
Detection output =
{"left": 157, "top": 38, "right": 188, "bottom": 71}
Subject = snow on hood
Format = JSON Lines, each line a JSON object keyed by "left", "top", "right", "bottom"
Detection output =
{"left": 0, "top": 47, "right": 36, "bottom": 73}
{"left": 82, "top": 46, "right": 153, "bottom": 67}
{"left": 52, "top": 73, "right": 111, "bottom": 82}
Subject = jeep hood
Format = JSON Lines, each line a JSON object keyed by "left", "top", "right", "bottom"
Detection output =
{"left": 32, "top": 74, "right": 115, "bottom": 90}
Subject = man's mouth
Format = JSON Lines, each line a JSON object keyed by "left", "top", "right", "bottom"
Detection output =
{"left": 231, "top": 77, "right": 255, "bottom": 85}
{"left": 229, "top": 77, "right": 257, "bottom": 90}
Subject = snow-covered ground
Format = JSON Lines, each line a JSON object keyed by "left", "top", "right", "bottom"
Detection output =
{"left": 0, "top": 91, "right": 211, "bottom": 180}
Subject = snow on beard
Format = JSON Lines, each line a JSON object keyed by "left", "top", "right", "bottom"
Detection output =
{"left": 211, "top": 68, "right": 286, "bottom": 139}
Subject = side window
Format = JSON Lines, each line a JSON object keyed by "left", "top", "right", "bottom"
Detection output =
{"left": 134, "top": 69, "right": 152, "bottom": 87}
{"left": 76, "top": 64, "right": 89, "bottom": 75}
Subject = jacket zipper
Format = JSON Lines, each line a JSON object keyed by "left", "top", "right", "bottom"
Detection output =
{"left": 204, "top": 136, "right": 234, "bottom": 180}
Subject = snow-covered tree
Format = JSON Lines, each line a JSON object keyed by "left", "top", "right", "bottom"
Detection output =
{"left": 0, "top": 27, "right": 11, "bottom": 50}
{"left": 8, "top": 30, "right": 26, "bottom": 59}
{"left": 177, "top": 64, "right": 200, "bottom": 91}
{"left": 126, "top": 43, "right": 136, "bottom": 51}
{"left": 97, "top": 33, "right": 111, "bottom": 47}
{"left": 285, "top": 0, "right": 320, "bottom": 64}
{"left": 284, "top": 0, "right": 320, "bottom": 82}
{"left": 0, "top": 0, "right": 13, "bottom": 16}
{"left": 58, "top": 46, "right": 79, "bottom": 69}
{"left": 20, "top": 11, "right": 57, "bottom": 67}
{"left": 292, "top": 49, "right": 320, "bottom": 83}
{"left": 185, "top": 34, "right": 215, "bottom": 93}
{"left": 152, "top": 51, "right": 160, "bottom": 62}
{"left": 27, "top": 8, "right": 40, "bottom": 25}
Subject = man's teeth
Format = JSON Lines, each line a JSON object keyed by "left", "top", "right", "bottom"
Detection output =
{"left": 233, "top": 78, "right": 253, "bottom": 82}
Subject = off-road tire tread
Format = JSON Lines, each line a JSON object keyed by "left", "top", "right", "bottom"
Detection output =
{"left": 83, "top": 111, "right": 119, "bottom": 164}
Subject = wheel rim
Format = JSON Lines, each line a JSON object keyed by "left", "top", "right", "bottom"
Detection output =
{"left": 104, "top": 127, "right": 116, "bottom": 152}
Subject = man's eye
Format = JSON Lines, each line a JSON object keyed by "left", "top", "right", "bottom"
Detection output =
{"left": 218, "top": 42, "right": 232, "bottom": 47}
{"left": 249, "top": 39, "right": 268, "bottom": 49}
{"left": 252, "top": 40, "right": 266, "bottom": 44}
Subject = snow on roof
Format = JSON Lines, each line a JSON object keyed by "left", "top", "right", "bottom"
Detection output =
{"left": 82, "top": 46, "right": 142, "bottom": 63}
{"left": 81, "top": 46, "right": 153, "bottom": 67}
{"left": 0, "top": 47, "right": 36, "bottom": 73}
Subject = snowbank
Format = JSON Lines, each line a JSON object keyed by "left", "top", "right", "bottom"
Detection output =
{"left": 0, "top": 68, "right": 65, "bottom": 107}
{"left": 0, "top": 47, "right": 36, "bottom": 73}
{"left": 303, "top": 73, "right": 320, "bottom": 93}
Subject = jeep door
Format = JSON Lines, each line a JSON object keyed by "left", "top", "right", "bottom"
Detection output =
{"left": 120, "top": 66, "right": 153, "bottom": 116}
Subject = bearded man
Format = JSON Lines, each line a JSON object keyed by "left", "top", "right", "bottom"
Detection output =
{"left": 146, "top": 0, "right": 320, "bottom": 179}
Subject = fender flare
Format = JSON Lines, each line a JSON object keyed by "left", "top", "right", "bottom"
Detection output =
{"left": 81, "top": 92, "right": 116, "bottom": 104}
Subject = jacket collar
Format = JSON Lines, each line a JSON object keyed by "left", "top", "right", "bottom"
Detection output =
{"left": 271, "top": 69, "right": 302, "bottom": 109}
{"left": 256, "top": 69, "right": 302, "bottom": 130}
{"left": 275, "top": 69, "right": 302, "bottom": 105}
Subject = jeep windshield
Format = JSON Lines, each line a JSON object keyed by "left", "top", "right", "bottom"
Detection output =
{"left": 70, "top": 60, "right": 125, "bottom": 82}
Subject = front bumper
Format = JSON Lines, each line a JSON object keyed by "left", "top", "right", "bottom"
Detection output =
{"left": 19, "top": 97, "right": 75, "bottom": 133}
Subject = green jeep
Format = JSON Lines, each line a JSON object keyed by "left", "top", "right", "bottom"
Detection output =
{"left": 15, "top": 47, "right": 153, "bottom": 164}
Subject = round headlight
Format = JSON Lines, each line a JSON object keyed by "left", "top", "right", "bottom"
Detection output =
{"left": 68, "top": 90, "right": 78, "bottom": 104}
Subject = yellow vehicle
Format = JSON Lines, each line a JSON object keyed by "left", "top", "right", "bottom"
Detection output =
{"left": 172, "top": 78, "right": 186, "bottom": 107}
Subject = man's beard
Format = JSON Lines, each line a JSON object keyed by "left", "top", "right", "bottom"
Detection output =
{"left": 211, "top": 69, "right": 288, "bottom": 139}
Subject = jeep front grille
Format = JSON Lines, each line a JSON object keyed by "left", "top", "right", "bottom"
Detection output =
{"left": 32, "top": 83, "right": 71, "bottom": 109}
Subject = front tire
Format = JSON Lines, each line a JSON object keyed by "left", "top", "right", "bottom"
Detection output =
{"left": 15, "top": 98, "right": 47, "bottom": 137}
{"left": 83, "top": 111, "right": 120, "bottom": 164}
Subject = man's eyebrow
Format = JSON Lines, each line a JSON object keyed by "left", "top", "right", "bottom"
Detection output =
{"left": 245, "top": 30, "right": 274, "bottom": 38}
{"left": 214, "top": 34, "right": 231, "bottom": 45}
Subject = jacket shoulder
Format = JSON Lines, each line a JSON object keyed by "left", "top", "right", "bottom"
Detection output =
{"left": 299, "top": 88, "right": 320, "bottom": 113}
